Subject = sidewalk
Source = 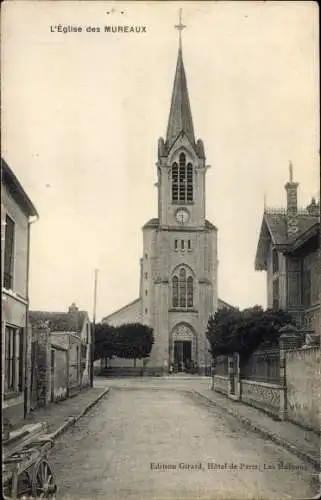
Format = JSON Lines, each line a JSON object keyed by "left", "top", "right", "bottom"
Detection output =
{"left": 21, "top": 386, "right": 109, "bottom": 440}
{"left": 194, "top": 385, "right": 320, "bottom": 469}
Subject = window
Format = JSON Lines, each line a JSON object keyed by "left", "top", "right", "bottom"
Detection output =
{"left": 181, "top": 240, "right": 185, "bottom": 250}
{"left": 172, "top": 276, "right": 179, "bottom": 307}
{"left": 145, "top": 253, "right": 148, "bottom": 260}
{"left": 188, "top": 240, "right": 191, "bottom": 250}
{"left": 171, "top": 153, "right": 193, "bottom": 203}
{"left": 174, "top": 239, "right": 178, "bottom": 250}
{"left": 5, "top": 326, "right": 23, "bottom": 393}
{"left": 172, "top": 267, "right": 194, "bottom": 308}
{"left": 272, "top": 249, "right": 279, "bottom": 273}
{"left": 144, "top": 272, "right": 148, "bottom": 279}
{"left": 145, "top": 289, "right": 148, "bottom": 296}
{"left": 187, "top": 276, "right": 193, "bottom": 307}
{"left": 4, "top": 215, "right": 15, "bottom": 289}
{"left": 145, "top": 308, "right": 148, "bottom": 314}
{"left": 272, "top": 279, "right": 279, "bottom": 310}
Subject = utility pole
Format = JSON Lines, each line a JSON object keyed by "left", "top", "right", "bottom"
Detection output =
{"left": 90, "top": 268, "right": 99, "bottom": 387}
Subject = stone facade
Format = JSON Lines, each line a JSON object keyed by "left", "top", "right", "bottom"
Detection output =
{"left": 1, "top": 159, "right": 38, "bottom": 426}
{"left": 102, "top": 38, "right": 221, "bottom": 374}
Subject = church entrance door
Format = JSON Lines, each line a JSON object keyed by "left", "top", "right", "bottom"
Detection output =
{"left": 174, "top": 341, "right": 192, "bottom": 372}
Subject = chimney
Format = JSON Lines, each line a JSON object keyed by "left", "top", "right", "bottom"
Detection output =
{"left": 68, "top": 302, "right": 79, "bottom": 313}
{"left": 284, "top": 161, "right": 299, "bottom": 239}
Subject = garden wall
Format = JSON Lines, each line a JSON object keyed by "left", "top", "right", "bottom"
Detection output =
{"left": 285, "top": 346, "right": 320, "bottom": 432}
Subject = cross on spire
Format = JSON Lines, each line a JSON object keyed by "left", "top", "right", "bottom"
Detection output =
{"left": 175, "top": 9, "right": 186, "bottom": 49}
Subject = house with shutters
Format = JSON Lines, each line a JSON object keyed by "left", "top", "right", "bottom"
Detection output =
{"left": 255, "top": 163, "right": 320, "bottom": 337}
{"left": 1, "top": 158, "right": 39, "bottom": 426}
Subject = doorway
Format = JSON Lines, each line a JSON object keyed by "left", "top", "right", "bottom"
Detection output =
{"left": 174, "top": 341, "right": 192, "bottom": 372}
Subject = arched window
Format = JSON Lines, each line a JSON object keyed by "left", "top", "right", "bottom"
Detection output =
{"left": 187, "top": 277, "right": 193, "bottom": 307}
{"left": 172, "top": 267, "right": 194, "bottom": 308}
{"left": 172, "top": 152, "right": 193, "bottom": 203}
{"left": 179, "top": 268, "right": 186, "bottom": 307}
{"left": 172, "top": 276, "right": 179, "bottom": 307}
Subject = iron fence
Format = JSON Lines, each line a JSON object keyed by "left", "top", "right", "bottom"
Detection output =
{"left": 241, "top": 348, "right": 280, "bottom": 384}
{"left": 214, "top": 355, "right": 229, "bottom": 376}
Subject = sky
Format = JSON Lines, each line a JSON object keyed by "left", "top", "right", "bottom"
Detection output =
{"left": 2, "top": 1, "right": 319, "bottom": 321}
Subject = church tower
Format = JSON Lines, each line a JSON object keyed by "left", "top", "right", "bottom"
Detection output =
{"left": 141, "top": 12, "right": 218, "bottom": 374}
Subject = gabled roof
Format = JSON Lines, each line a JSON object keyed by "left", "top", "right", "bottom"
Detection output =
{"left": 165, "top": 46, "right": 195, "bottom": 151}
{"left": 264, "top": 210, "right": 319, "bottom": 245}
{"left": 255, "top": 209, "right": 319, "bottom": 270}
{"left": 1, "top": 158, "right": 38, "bottom": 217}
{"left": 29, "top": 310, "right": 88, "bottom": 333}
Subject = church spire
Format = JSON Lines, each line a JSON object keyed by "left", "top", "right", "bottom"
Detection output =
{"left": 166, "top": 10, "right": 195, "bottom": 150}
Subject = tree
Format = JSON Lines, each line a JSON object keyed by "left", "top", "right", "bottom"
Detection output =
{"left": 206, "top": 306, "right": 292, "bottom": 361}
{"left": 94, "top": 323, "right": 116, "bottom": 361}
{"left": 115, "top": 323, "right": 154, "bottom": 367}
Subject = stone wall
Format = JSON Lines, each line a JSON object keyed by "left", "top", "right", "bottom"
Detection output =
{"left": 241, "top": 379, "right": 282, "bottom": 417}
{"left": 285, "top": 346, "right": 320, "bottom": 432}
{"left": 32, "top": 322, "right": 51, "bottom": 408}
{"left": 213, "top": 375, "right": 229, "bottom": 395}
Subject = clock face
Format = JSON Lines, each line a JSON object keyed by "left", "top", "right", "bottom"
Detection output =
{"left": 176, "top": 209, "right": 190, "bottom": 224}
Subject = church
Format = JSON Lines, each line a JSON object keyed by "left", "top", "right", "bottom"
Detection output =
{"left": 102, "top": 18, "right": 232, "bottom": 374}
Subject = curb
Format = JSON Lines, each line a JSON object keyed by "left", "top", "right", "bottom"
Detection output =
{"left": 193, "top": 390, "right": 320, "bottom": 470}
{"left": 50, "top": 388, "right": 110, "bottom": 441}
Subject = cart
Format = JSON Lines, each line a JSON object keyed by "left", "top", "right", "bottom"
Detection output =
{"left": 3, "top": 435, "right": 57, "bottom": 499}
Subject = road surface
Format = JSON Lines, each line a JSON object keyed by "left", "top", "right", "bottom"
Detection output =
{"left": 50, "top": 379, "right": 318, "bottom": 499}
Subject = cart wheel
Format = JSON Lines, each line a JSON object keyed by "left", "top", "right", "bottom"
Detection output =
{"left": 31, "top": 459, "right": 57, "bottom": 498}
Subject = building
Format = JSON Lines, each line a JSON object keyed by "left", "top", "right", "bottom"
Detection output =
{"left": 102, "top": 25, "right": 234, "bottom": 374}
{"left": 29, "top": 303, "right": 91, "bottom": 404}
{"left": 255, "top": 164, "right": 320, "bottom": 335}
{"left": 1, "top": 158, "right": 39, "bottom": 426}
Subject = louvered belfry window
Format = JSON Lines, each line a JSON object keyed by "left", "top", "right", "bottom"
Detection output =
{"left": 172, "top": 153, "right": 193, "bottom": 203}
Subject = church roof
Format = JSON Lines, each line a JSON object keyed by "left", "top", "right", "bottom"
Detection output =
{"left": 218, "top": 298, "right": 236, "bottom": 310}
{"left": 165, "top": 46, "right": 195, "bottom": 151}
